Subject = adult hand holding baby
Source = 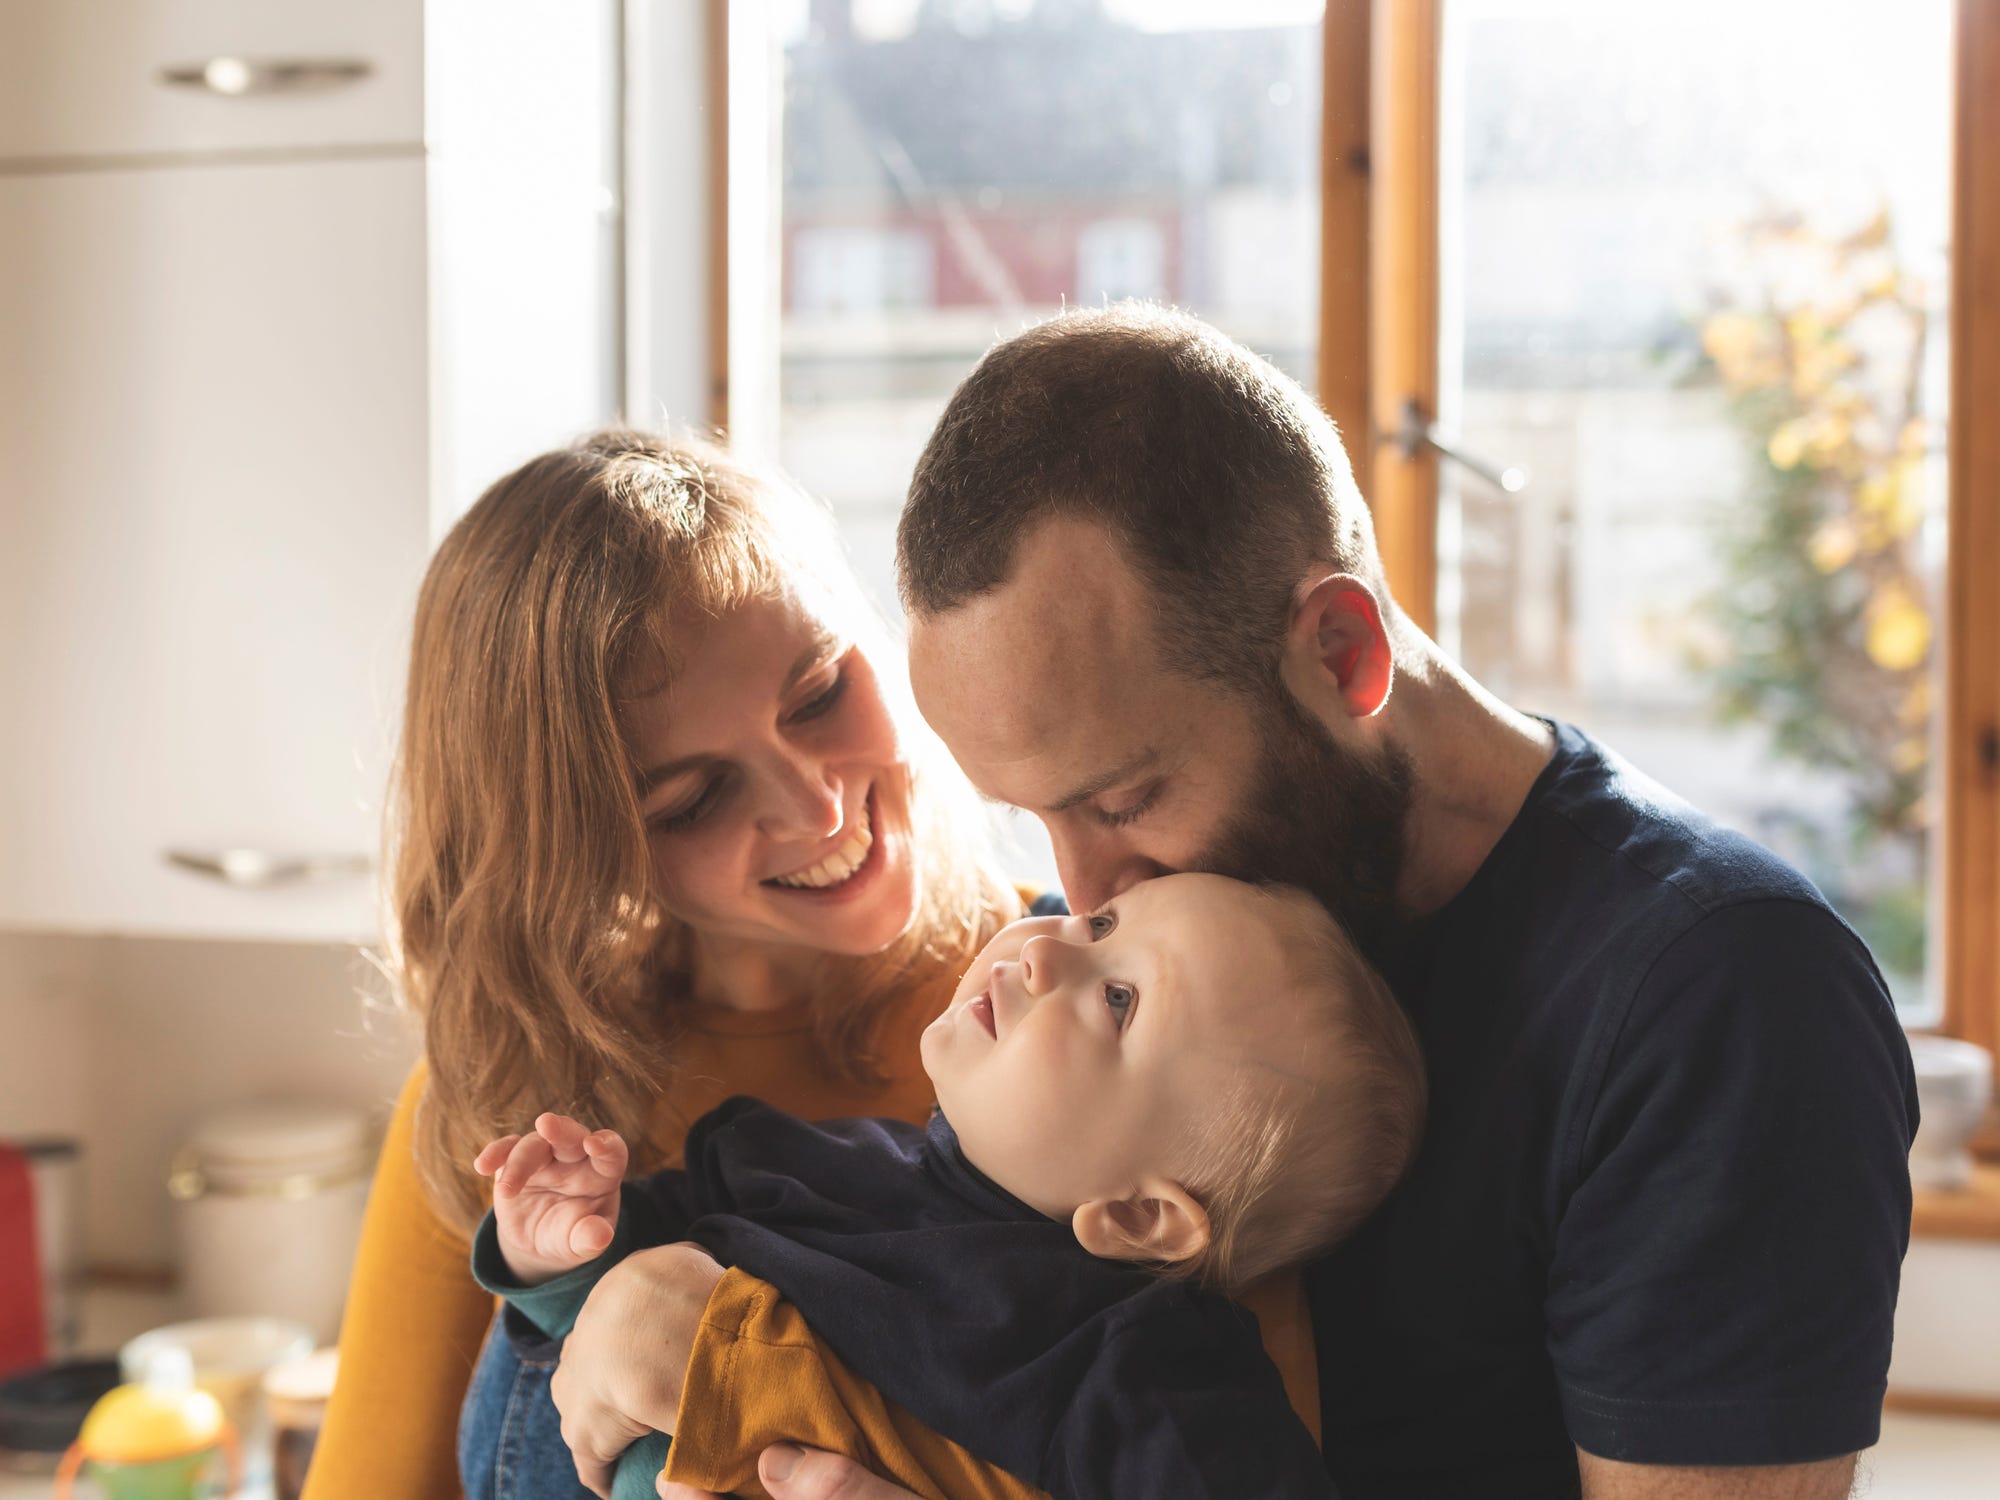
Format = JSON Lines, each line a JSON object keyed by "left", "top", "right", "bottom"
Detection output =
{"left": 656, "top": 1445, "right": 919, "bottom": 1500}
{"left": 553, "top": 1240, "right": 724, "bottom": 1497}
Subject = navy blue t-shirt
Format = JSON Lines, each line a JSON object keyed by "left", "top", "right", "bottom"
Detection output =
{"left": 1305, "top": 722, "right": 1917, "bottom": 1496}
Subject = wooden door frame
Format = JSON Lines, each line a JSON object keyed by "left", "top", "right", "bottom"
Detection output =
{"left": 1946, "top": 0, "right": 2000, "bottom": 1125}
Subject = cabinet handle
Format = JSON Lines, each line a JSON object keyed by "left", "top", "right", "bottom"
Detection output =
{"left": 157, "top": 57, "right": 373, "bottom": 98}
{"left": 164, "top": 849, "right": 373, "bottom": 888}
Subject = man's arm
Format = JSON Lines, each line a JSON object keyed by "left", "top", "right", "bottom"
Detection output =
{"left": 1578, "top": 1451, "right": 1856, "bottom": 1499}
{"left": 1548, "top": 900, "right": 1913, "bottom": 1473}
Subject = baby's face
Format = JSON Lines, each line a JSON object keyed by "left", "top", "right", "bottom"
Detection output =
{"left": 921, "top": 872, "right": 1303, "bottom": 1221}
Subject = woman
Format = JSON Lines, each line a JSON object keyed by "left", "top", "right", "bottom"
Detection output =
{"left": 302, "top": 431, "right": 1024, "bottom": 1498}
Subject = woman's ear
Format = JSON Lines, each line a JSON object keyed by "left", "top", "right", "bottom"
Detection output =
{"left": 1284, "top": 573, "right": 1394, "bottom": 718}
{"left": 1072, "top": 1177, "right": 1211, "bottom": 1265}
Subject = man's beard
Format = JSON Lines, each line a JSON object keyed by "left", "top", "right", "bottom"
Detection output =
{"left": 1197, "top": 687, "right": 1416, "bottom": 960}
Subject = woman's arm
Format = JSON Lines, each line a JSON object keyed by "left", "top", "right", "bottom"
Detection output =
{"left": 302, "top": 1063, "right": 499, "bottom": 1500}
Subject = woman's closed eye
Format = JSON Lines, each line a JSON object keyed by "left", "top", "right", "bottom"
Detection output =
{"left": 1104, "top": 981, "right": 1136, "bottom": 1029}
{"left": 653, "top": 773, "right": 729, "bottom": 833}
{"left": 787, "top": 666, "right": 848, "bottom": 725}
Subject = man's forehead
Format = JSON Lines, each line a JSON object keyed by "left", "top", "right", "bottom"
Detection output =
{"left": 909, "top": 518, "right": 1168, "bottom": 794}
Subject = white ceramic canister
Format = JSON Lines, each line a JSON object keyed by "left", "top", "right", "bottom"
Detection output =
{"left": 169, "top": 1105, "right": 374, "bottom": 1346}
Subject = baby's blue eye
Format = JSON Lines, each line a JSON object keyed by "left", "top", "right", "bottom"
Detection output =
{"left": 1087, "top": 912, "right": 1116, "bottom": 939}
{"left": 1104, "top": 982, "right": 1135, "bottom": 1027}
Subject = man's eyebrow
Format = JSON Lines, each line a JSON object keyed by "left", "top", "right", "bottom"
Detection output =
{"left": 1047, "top": 747, "right": 1160, "bottom": 814}
{"left": 637, "top": 630, "right": 840, "bottom": 796}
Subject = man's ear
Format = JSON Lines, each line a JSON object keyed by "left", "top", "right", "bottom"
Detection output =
{"left": 1285, "top": 573, "right": 1394, "bottom": 718}
{"left": 1072, "top": 1178, "right": 1211, "bottom": 1265}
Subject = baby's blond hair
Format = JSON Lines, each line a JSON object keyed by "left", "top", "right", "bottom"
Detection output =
{"left": 1169, "top": 886, "right": 1426, "bottom": 1294}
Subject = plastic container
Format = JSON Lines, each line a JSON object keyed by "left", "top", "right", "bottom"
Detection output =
{"left": 168, "top": 1104, "right": 373, "bottom": 1344}
{"left": 55, "top": 1349, "right": 240, "bottom": 1500}
{"left": 120, "top": 1318, "right": 312, "bottom": 1487}
{"left": 1908, "top": 1035, "right": 1994, "bottom": 1192}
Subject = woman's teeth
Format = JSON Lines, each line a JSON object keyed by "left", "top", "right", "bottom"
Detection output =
{"left": 771, "top": 801, "right": 874, "bottom": 889}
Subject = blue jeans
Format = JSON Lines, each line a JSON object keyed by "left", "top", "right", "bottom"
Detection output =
{"left": 458, "top": 1306, "right": 598, "bottom": 1500}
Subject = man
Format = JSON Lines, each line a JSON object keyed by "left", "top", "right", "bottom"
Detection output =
{"left": 608, "top": 304, "right": 1915, "bottom": 1499}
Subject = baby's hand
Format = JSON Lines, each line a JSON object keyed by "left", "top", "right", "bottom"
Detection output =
{"left": 472, "top": 1113, "right": 629, "bottom": 1286}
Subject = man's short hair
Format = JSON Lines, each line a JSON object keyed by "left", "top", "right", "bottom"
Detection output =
{"left": 898, "top": 301, "right": 1384, "bottom": 687}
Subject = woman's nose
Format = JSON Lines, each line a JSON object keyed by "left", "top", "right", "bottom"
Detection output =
{"left": 758, "top": 755, "right": 843, "bottom": 842}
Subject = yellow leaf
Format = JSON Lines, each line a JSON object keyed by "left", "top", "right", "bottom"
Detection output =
{"left": 1808, "top": 518, "right": 1859, "bottom": 573}
{"left": 1769, "top": 419, "right": 1811, "bottom": 470}
{"left": 1891, "top": 737, "right": 1927, "bottom": 775}
{"left": 1866, "top": 585, "right": 1932, "bottom": 671}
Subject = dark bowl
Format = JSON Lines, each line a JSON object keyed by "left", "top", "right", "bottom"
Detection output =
{"left": 0, "top": 1357, "right": 123, "bottom": 1454}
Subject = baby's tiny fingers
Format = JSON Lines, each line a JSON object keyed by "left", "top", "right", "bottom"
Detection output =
{"left": 473, "top": 1136, "right": 521, "bottom": 1176}
{"left": 495, "top": 1131, "right": 556, "bottom": 1196}
{"left": 583, "top": 1130, "right": 629, "bottom": 1178}
{"left": 537, "top": 1111, "right": 593, "bottom": 1162}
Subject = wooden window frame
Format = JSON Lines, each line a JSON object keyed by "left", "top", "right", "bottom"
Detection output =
{"left": 1341, "top": 1, "right": 2000, "bottom": 1120}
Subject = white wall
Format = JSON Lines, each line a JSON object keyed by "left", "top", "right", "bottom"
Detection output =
{"left": 0, "top": 930, "right": 417, "bottom": 1272}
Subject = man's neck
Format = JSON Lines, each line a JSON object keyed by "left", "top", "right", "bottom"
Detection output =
{"left": 1386, "top": 633, "right": 1555, "bottom": 920}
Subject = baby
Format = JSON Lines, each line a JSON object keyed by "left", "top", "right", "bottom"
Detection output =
{"left": 471, "top": 873, "right": 1425, "bottom": 1500}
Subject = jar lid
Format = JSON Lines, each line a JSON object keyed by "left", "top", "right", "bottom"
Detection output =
{"left": 261, "top": 1347, "right": 339, "bottom": 1405}
{"left": 185, "top": 1104, "right": 370, "bottom": 1182}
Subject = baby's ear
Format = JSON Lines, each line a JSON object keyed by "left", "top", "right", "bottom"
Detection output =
{"left": 1072, "top": 1177, "right": 1211, "bottom": 1265}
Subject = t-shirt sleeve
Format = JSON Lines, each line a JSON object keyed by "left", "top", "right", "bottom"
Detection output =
{"left": 668, "top": 1268, "right": 1049, "bottom": 1500}
{"left": 1547, "top": 898, "right": 1917, "bottom": 1466}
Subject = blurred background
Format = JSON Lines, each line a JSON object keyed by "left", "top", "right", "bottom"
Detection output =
{"left": 0, "top": 1, "right": 1995, "bottom": 1493}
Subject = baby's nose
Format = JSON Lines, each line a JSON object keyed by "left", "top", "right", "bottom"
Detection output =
{"left": 1018, "top": 932, "right": 1072, "bottom": 992}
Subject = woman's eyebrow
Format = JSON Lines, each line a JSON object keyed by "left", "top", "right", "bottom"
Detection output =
{"left": 782, "top": 628, "right": 841, "bottom": 691}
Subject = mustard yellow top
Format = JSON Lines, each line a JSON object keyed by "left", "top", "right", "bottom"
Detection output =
{"left": 306, "top": 968, "right": 1319, "bottom": 1499}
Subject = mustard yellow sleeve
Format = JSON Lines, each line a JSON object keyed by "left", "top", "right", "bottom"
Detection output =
{"left": 303, "top": 1062, "right": 497, "bottom": 1500}
{"left": 665, "top": 1268, "right": 1049, "bottom": 1500}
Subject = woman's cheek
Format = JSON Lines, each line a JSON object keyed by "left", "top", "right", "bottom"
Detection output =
{"left": 650, "top": 819, "right": 757, "bottom": 924}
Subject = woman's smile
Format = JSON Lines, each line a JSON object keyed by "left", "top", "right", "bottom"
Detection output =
{"left": 761, "top": 785, "right": 892, "bottom": 907}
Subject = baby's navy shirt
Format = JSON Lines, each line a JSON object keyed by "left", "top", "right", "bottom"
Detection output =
{"left": 473, "top": 1099, "right": 1330, "bottom": 1500}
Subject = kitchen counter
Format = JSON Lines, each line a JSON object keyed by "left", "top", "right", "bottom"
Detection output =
{"left": 5, "top": 1290, "right": 1997, "bottom": 1498}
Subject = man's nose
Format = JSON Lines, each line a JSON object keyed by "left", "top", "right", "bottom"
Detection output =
{"left": 1049, "top": 827, "right": 1170, "bottom": 916}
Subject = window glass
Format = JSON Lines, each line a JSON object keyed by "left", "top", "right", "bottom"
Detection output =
{"left": 1437, "top": 0, "right": 1954, "bottom": 1020}
{"left": 776, "top": 0, "right": 1327, "bottom": 620}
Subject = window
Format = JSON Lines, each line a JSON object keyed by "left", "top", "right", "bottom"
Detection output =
{"left": 759, "top": 0, "right": 1326, "bottom": 619}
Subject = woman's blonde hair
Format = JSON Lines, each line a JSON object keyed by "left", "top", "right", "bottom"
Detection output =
{"left": 388, "top": 430, "right": 1015, "bottom": 1234}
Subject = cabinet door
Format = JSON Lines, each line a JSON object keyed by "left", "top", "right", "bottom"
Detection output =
{"left": 0, "top": 157, "right": 429, "bottom": 940}
{"left": 0, "top": 0, "right": 422, "bottom": 161}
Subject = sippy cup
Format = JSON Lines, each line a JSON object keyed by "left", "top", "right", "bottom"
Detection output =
{"left": 53, "top": 1347, "right": 241, "bottom": 1500}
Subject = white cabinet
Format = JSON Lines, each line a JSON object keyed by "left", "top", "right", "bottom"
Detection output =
{"left": 0, "top": 3, "right": 620, "bottom": 941}
{"left": 0, "top": 0, "right": 423, "bottom": 160}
